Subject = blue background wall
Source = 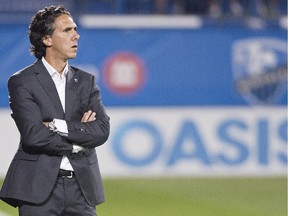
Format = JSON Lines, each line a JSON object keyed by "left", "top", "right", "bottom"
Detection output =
{"left": 0, "top": 22, "right": 286, "bottom": 108}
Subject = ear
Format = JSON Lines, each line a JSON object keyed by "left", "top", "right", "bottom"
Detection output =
{"left": 42, "top": 36, "right": 52, "bottom": 47}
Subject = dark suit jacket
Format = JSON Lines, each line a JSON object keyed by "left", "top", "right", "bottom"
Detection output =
{"left": 0, "top": 60, "right": 110, "bottom": 207}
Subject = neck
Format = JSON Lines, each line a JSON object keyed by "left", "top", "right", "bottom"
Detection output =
{"left": 44, "top": 56, "right": 68, "bottom": 74}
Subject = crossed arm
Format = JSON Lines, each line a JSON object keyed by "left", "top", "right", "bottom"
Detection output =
{"left": 9, "top": 73, "right": 110, "bottom": 156}
{"left": 42, "top": 110, "right": 97, "bottom": 153}
{"left": 43, "top": 110, "right": 96, "bottom": 127}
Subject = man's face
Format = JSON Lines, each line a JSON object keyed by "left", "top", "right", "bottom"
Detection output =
{"left": 46, "top": 14, "right": 80, "bottom": 61}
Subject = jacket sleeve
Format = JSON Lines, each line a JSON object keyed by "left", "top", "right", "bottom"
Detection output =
{"left": 66, "top": 76, "right": 110, "bottom": 149}
{"left": 8, "top": 74, "right": 73, "bottom": 155}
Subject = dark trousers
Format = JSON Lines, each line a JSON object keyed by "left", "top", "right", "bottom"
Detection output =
{"left": 19, "top": 176, "right": 97, "bottom": 216}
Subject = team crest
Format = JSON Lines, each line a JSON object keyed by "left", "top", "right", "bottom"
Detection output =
{"left": 232, "top": 38, "right": 287, "bottom": 105}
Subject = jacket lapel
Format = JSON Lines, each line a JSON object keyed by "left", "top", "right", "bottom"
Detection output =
{"left": 65, "top": 66, "right": 79, "bottom": 121}
{"left": 34, "top": 60, "right": 65, "bottom": 118}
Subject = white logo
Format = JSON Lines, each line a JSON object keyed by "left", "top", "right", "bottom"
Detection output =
{"left": 232, "top": 38, "right": 287, "bottom": 105}
{"left": 103, "top": 52, "right": 146, "bottom": 95}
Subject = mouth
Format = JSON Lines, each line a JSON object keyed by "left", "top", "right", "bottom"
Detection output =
{"left": 72, "top": 45, "right": 78, "bottom": 49}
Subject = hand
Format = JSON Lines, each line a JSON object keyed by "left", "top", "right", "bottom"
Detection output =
{"left": 81, "top": 110, "right": 96, "bottom": 122}
{"left": 43, "top": 122, "right": 49, "bottom": 127}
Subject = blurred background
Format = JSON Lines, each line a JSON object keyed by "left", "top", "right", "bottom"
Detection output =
{"left": 0, "top": 0, "right": 287, "bottom": 216}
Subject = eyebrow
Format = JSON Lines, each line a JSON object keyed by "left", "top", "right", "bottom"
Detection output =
{"left": 63, "top": 26, "right": 77, "bottom": 32}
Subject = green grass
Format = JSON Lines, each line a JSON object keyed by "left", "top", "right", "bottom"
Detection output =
{"left": 0, "top": 177, "right": 287, "bottom": 216}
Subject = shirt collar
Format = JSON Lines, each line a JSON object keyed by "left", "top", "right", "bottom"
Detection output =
{"left": 41, "top": 57, "right": 69, "bottom": 78}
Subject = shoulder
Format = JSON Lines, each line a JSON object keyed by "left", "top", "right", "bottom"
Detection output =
{"left": 8, "top": 61, "right": 40, "bottom": 87}
{"left": 11, "top": 64, "right": 34, "bottom": 77}
{"left": 9, "top": 61, "right": 39, "bottom": 79}
{"left": 70, "top": 66, "right": 100, "bottom": 91}
{"left": 70, "top": 66, "right": 97, "bottom": 82}
{"left": 71, "top": 66, "right": 93, "bottom": 76}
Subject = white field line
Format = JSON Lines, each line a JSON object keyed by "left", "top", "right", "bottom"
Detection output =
{"left": 0, "top": 211, "right": 10, "bottom": 216}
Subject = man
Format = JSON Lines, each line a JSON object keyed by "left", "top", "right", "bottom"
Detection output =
{"left": 0, "top": 5, "right": 110, "bottom": 216}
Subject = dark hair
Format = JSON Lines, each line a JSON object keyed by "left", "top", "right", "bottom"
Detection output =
{"left": 29, "top": 5, "right": 71, "bottom": 59}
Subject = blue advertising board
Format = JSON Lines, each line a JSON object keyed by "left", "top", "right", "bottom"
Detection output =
{"left": 0, "top": 22, "right": 286, "bottom": 107}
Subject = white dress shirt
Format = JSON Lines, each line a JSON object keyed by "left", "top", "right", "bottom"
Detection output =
{"left": 42, "top": 57, "right": 82, "bottom": 171}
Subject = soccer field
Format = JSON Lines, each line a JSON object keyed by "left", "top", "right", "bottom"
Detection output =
{"left": 0, "top": 177, "right": 287, "bottom": 216}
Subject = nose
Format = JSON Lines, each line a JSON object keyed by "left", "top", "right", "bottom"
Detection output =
{"left": 75, "top": 32, "right": 80, "bottom": 40}
{"left": 73, "top": 31, "right": 80, "bottom": 40}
